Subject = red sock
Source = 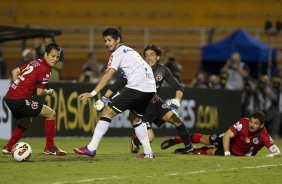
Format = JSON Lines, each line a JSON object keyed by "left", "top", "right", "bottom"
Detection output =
{"left": 190, "top": 133, "right": 203, "bottom": 143}
{"left": 6, "top": 125, "right": 26, "bottom": 150}
{"left": 45, "top": 119, "right": 56, "bottom": 150}
{"left": 174, "top": 137, "right": 183, "bottom": 143}
{"left": 195, "top": 146, "right": 209, "bottom": 155}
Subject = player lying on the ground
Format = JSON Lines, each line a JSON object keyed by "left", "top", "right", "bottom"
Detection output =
{"left": 161, "top": 111, "right": 281, "bottom": 157}
{"left": 94, "top": 44, "right": 194, "bottom": 154}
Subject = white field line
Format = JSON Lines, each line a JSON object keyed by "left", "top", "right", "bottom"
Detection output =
{"left": 51, "top": 163, "right": 282, "bottom": 184}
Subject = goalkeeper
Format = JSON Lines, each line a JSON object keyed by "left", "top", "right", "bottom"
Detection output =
{"left": 95, "top": 44, "right": 194, "bottom": 154}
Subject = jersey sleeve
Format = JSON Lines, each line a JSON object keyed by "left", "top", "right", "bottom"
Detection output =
{"left": 164, "top": 67, "right": 184, "bottom": 92}
{"left": 107, "top": 53, "right": 121, "bottom": 71}
{"left": 36, "top": 68, "right": 50, "bottom": 89}
{"left": 229, "top": 118, "right": 246, "bottom": 135}
{"left": 260, "top": 130, "right": 275, "bottom": 149}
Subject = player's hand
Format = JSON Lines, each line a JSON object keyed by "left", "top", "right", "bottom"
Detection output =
{"left": 168, "top": 98, "right": 181, "bottom": 110}
{"left": 44, "top": 88, "right": 54, "bottom": 96}
{"left": 79, "top": 92, "right": 93, "bottom": 100}
{"left": 94, "top": 96, "right": 109, "bottom": 112}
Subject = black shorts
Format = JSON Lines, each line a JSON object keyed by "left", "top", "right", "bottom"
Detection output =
{"left": 108, "top": 87, "right": 155, "bottom": 118}
{"left": 209, "top": 133, "right": 225, "bottom": 156}
{"left": 142, "top": 95, "right": 171, "bottom": 128}
{"left": 209, "top": 133, "right": 225, "bottom": 148}
{"left": 4, "top": 98, "right": 43, "bottom": 119}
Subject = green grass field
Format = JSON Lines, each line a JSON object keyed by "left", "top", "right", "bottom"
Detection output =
{"left": 0, "top": 137, "right": 282, "bottom": 184}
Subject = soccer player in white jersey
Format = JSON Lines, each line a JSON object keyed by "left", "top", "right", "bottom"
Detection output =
{"left": 74, "top": 27, "right": 156, "bottom": 158}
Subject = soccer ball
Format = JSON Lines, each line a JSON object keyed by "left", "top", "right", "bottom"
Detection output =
{"left": 11, "top": 142, "right": 32, "bottom": 162}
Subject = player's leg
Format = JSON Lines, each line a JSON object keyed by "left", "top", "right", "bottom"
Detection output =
{"left": 3, "top": 99, "right": 38, "bottom": 154}
{"left": 39, "top": 104, "right": 66, "bottom": 156}
{"left": 161, "top": 110, "right": 193, "bottom": 153}
{"left": 3, "top": 117, "right": 31, "bottom": 154}
{"left": 131, "top": 124, "right": 154, "bottom": 153}
{"left": 74, "top": 105, "right": 117, "bottom": 157}
{"left": 161, "top": 133, "right": 212, "bottom": 150}
{"left": 129, "top": 90, "right": 155, "bottom": 158}
{"left": 129, "top": 112, "right": 154, "bottom": 158}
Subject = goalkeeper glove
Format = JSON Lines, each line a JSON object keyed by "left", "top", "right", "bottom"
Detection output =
{"left": 168, "top": 98, "right": 181, "bottom": 110}
{"left": 94, "top": 96, "right": 109, "bottom": 112}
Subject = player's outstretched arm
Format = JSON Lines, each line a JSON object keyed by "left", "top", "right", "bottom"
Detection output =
{"left": 223, "top": 129, "right": 235, "bottom": 156}
{"left": 79, "top": 68, "right": 116, "bottom": 100}
{"left": 37, "top": 88, "right": 54, "bottom": 96}
{"left": 11, "top": 67, "right": 21, "bottom": 81}
{"left": 264, "top": 144, "right": 281, "bottom": 158}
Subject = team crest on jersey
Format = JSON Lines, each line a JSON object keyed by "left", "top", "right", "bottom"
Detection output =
{"left": 210, "top": 134, "right": 217, "bottom": 140}
{"left": 252, "top": 137, "right": 259, "bottom": 144}
{"left": 156, "top": 74, "right": 163, "bottom": 81}
{"left": 31, "top": 101, "right": 39, "bottom": 109}
{"left": 245, "top": 137, "right": 250, "bottom": 143}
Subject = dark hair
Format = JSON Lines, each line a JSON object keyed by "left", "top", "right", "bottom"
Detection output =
{"left": 102, "top": 28, "right": 123, "bottom": 42}
{"left": 250, "top": 111, "right": 266, "bottom": 124}
{"left": 45, "top": 43, "right": 60, "bottom": 54}
{"left": 143, "top": 44, "right": 162, "bottom": 57}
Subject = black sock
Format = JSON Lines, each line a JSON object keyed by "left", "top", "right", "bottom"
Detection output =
{"left": 176, "top": 124, "right": 192, "bottom": 149}
{"left": 134, "top": 136, "right": 142, "bottom": 146}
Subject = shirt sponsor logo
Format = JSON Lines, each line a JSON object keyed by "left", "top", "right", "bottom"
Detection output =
{"left": 123, "top": 49, "right": 133, "bottom": 53}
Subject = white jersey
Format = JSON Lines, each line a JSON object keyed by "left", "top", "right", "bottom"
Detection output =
{"left": 107, "top": 45, "right": 156, "bottom": 92}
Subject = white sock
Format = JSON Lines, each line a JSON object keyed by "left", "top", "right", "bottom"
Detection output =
{"left": 134, "top": 121, "right": 153, "bottom": 154}
{"left": 87, "top": 120, "right": 110, "bottom": 151}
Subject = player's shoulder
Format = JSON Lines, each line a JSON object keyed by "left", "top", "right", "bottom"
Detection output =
{"left": 239, "top": 117, "right": 250, "bottom": 124}
{"left": 114, "top": 45, "right": 134, "bottom": 55}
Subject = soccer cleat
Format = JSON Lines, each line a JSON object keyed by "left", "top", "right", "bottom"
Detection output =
{"left": 161, "top": 138, "right": 177, "bottom": 149}
{"left": 2, "top": 146, "right": 11, "bottom": 154}
{"left": 130, "top": 138, "right": 140, "bottom": 153}
{"left": 44, "top": 146, "right": 67, "bottom": 156}
{"left": 136, "top": 153, "right": 155, "bottom": 159}
{"left": 174, "top": 146, "right": 195, "bottom": 154}
{"left": 73, "top": 146, "right": 96, "bottom": 157}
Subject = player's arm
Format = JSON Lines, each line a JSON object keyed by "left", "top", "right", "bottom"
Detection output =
{"left": 11, "top": 67, "right": 21, "bottom": 81}
{"left": 164, "top": 67, "right": 184, "bottom": 108}
{"left": 223, "top": 129, "right": 235, "bottom": 156}
{"left": 79, "top": 68, "right": 116, "bottom": 100}
{"left": 36, "top": 88, "right": 54, "bottom": 96}
{"left": 265, "top": 144, "right": 281, "bottom": 157}
{"left": 95, "top": 74, "right": 127, "bottom": 112}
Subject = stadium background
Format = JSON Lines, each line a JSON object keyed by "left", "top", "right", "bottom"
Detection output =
{"left": 0, "top": 0, "right": 282, "bottom": 138}
{"left": 1, "top": 0, "right": 282, "bottom": 83}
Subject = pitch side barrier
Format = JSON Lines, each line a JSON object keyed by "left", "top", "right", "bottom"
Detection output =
{"left": 8, "top": 82, "right": 241, "bottom": 138}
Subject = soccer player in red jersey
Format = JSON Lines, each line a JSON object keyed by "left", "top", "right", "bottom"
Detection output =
{"left": 2, "top": 43, "right": 66, "bottom": 156}
{"left": 161, "top": 111, "right": 281, "bottom": 157}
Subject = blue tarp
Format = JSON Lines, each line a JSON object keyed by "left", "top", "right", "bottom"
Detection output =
{"left": 200, "top": 29, "right": 277, "bottom": 78}
{"left": 201, "top": 29, "right": 276, "bottom": 63}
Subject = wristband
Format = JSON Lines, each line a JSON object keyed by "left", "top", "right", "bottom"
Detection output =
{"left": 90, "top": 90, "right": 97, "bottom": 97}
{"left": 224, "top": 151, "right": 231, "bottom": 156}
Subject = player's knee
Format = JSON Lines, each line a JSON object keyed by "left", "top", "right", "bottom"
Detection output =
{"left": 48, "top": 109, "right": 56, "bottom": 119}
{"left": 170, "top": 114, "right": 182, "bottom": 127}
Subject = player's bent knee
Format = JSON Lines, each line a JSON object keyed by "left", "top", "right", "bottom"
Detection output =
{"left": 170, "top": 114, "right": 182, "bottom": 127}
